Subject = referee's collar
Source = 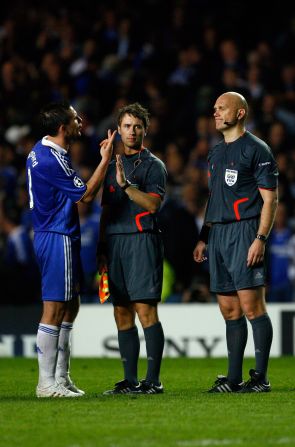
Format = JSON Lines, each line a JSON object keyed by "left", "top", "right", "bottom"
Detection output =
{"left": 42, "top": 136, "right": 67, "bottom": 155}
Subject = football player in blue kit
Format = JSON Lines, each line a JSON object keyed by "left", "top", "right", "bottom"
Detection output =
{"left": 194, "top": 92, "right": 278, "bottom": 393}
{"left": 26, "top": 101, "right": 116, "bottom": 397}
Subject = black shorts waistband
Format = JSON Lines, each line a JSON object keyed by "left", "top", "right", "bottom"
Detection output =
{"left": 209, "top": 216, "right": 260, "bottom": 225}
{"left": 108, "top": 229, "right": 161, "bottom": 237}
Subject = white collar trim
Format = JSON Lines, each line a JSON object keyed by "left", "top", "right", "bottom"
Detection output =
{"left": 42, "top": 136, "right": 67, "bottom": 155}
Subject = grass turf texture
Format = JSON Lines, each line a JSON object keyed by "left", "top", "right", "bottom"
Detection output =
{"left": 0, "top": 357, "right": 294, "bottom": 447}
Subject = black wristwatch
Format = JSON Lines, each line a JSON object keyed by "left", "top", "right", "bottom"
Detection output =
{"left": 256, "top": 233, "right": 267, "bottom": 242}
{"left": 121, "top": 179, "right": 132, "bottom": 191}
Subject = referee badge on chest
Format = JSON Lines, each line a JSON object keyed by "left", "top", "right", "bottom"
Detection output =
{"left": 225, "top": 169, "right": 238, "bottom": 186}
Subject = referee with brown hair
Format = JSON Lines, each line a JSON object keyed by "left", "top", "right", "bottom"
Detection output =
{"left": 97, "top": 103, "right": 167, "bottom": 395}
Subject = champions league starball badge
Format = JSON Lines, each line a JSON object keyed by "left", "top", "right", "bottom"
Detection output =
{"left": 73, "top": 176, "right": 85, "bottom": 188}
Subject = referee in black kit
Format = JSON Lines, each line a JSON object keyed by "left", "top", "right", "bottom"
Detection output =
{"left": 194, "top": 91, "right": 278, "bottom": 393}
{"left": 97, "top": 103, "right": 167, "bottom": 395}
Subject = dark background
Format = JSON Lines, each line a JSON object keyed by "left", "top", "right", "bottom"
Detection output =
{"left": 1, "top": 0, "right": 295, "bottom": 305}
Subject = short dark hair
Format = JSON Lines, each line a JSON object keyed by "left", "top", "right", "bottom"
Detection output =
{"left": 39, "top": 101, "right": 73, "bottom": 136}
{"left": 117, "top": 102, "right": 150, "bottom": 129}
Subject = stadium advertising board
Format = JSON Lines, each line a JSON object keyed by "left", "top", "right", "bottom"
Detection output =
{"left": 0, "top": 304, "right": 294, "bottom": 357}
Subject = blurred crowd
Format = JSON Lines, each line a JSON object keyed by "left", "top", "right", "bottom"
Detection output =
{"left": 1, "top": 0, "right": 295, "bottom": 305}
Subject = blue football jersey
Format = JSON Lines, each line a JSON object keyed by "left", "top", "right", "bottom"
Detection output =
{"left": 26, "top": 137, "right": 87, "bottom": 238}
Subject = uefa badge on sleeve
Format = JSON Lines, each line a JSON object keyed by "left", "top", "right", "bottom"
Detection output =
{"left": 97, "top": 266, "right": 110, "bottom": 303}
{"left": 73, "top": 176, "right": 85, "bottom": 188}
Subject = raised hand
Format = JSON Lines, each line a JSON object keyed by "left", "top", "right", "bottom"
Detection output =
{"left": 115, "top": 154, "right": 127, "bottom": 187}
{"left": 99, "top": 129, "right": 117, "bottom": 162}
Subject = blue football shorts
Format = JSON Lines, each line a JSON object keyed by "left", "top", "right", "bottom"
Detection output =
{"left": 34, "top": 232, "right": 83, "bottom": 301}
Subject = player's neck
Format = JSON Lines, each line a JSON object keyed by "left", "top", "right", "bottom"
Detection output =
{"left": 46, "top": 135, "right": 69, "bottom": 152}
{"left": 223, "top": 128, "right": 246, "bottom": 143}
{"left": 124, "top": 146, "right": 143, "bottom": 156}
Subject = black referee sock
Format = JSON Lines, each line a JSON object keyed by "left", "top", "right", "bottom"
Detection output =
{"left": 226, "top": 316, "right": 248, "bottom": 384}
{"left": 118, "top": 326, "right": 140, "bottom": 385}
{"left": 144, "top": 322, "right": 165, "bottom": 386}
{"left": 249, "top": 313, "right": 273, "bottom": 381}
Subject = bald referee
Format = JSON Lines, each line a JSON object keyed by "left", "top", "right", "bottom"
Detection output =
{"left": 194, "top": 92, "right": 278, "bottom": 393}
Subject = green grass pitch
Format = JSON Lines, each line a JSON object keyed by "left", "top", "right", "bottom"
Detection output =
{"left": 0, "top": 357, "right": 295, "bottom": 447}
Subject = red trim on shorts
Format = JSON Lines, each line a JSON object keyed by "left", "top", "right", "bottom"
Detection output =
{"left": 135, "top": 211, "right": 151, "bottom": 231}
{"left": 233, "top": 198, "right": 249, "bottom": 220}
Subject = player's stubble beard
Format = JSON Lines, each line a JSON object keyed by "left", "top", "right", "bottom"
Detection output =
{"left": 125, "top": 137, "right": 143, "bottom": 152}
{"left": 65, "top": 127, "right": 81, "bottom": 147}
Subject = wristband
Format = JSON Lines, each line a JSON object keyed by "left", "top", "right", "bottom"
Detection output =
{"left": 121, "top": 179, "right": 132, "bottom": 191}
{"left": 199, "top": 225, "right": 210, "bottom": 244}
{"left": 256, "top": 233, "right": 267, "bottom": 242}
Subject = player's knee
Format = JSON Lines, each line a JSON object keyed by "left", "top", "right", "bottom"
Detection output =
{"left": 137, "top": 310, "right": 158, "bottom": 328}
{"left": 114, "top": 306, "right": 135, "bottom": 329}
{"left": 220, "top": 307, "right": 243, "bottom": 320}
{"left": 244, "top": 309, "right": 265, "bottom": 320}
{"left": 41, "top": 306, "right": 65, "bottom": 325}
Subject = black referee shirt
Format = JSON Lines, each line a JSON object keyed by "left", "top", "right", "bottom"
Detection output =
{"left": 102, "top": 148, "right": 167, "bottom": 234}
{"left": 205, "top": 131, "right": 278, "bottom": 224}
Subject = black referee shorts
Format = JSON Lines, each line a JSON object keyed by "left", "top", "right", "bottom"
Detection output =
{"left": 107, "top": 232, "right": 164, "bottom": 305}
{"left": 208, "top": 218, "right": 266, "bottom": 293}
